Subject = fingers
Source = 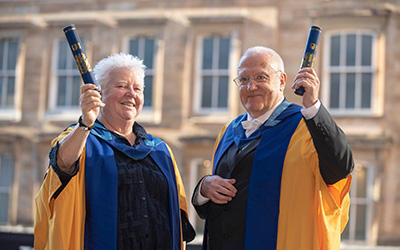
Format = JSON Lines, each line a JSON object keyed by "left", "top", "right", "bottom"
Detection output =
{"left": 291, "top": 68, "right": 320, "bottom": 108}
{"left": 80, "top": 83, "right": 100, "bottom": 94}
{"left": 201, "top": 175, "right": 237, "bottom": 204}
{"left": 80, "top": 84, "right": 105, "bottom": 126}
{"left": 292, "top": 68, "right": 318, "bottom": 89}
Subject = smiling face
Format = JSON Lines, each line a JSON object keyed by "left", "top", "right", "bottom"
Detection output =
{"left": 238, "top": 51, "right": 287, "bottom": 118}
{"left": 100, "top": 67, "right": 144, "bottom": 124}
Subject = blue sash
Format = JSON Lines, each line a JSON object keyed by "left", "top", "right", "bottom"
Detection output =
{"left": 83, "top": 122, "right": 181, "bottom": 249}
{"left": 211, "top": 101, "right": 303, "bottom": 249}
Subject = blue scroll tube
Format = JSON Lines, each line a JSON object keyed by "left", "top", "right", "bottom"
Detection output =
{"left": 294, "top": 25, "right": 322, "bottom": 96}
{"left": 63, "top": 24, "right": 98, "bottom": 88}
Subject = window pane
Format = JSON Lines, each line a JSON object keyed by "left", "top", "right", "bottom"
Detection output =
{"left": 0, "top": 193, "right": 9, "bottom": 223}
{"left": 199, "top": 36, "right": 231, "bottom": 111}
{"left": 0, "top": 78, "right": 3, "bottom": 106}
{"left": 7, "top": 40, "right": 18, "bottom": 70}
{"left": 355, "top": 204, "right": 367, "bottom": 240}
{"left": 202, "top": 38, "right": 213, "bottom": 70}
{"left": 330, "top": 35, "right": 340, "bottom": 66}
{"left": 129, "top": 39, "right": 139, "bottom": 57}
{"left": 144, "top": 39, "right": 154, "bottom": 69}
{"left": 129, "top": 37, "right": 156, "bottom": 109}
{"left": 346, "top": 34, "right": 356, "bottom": 66}
{"left": 217, "top": 76, "right": 228, "bottom": 108}
{"left": 345, "top": 73, "right": 355, "bottom": 109}
{"left": 218, "top": 37, "right": 230, "bottom": 69}
{"left": 0, "top": 40, "right": 4, "bottom": 70}
{"left": 361, "top": 35, "right": 372, "bottom": 66}
{"left": 144, "top": 76, "right": 153, "bottom": 108}
{"left": 201, "top": 76, "right": 212, "bottom": 108}
{"left": 0, "top": 156, "right": 13, "bottom": 187}
{"left": 57, "top": 76, "right": 67, "bottom": 106}
{"left": 341, "top": 219, "right": 350, "bottom": 240}
{"left": 0, "top": 156, "right": 13, "bottom": 224}
{"left": 71, "top": 76, "right": 81, "bottom": 106}
{"left": 356, "top": 165, "right": 367, "bottom": 198}
{"left": 6, "top": 77, "right": 15, "bottom": 106}
{"left": 330, "top": 73, "right": 340, "bottom": 109}
{"left": 361, "top": 73, "right": 372, "bottom": 109}
{"left": 195, "top": 160, "right": 211, "bottom": 233}
{"left": 58, "top": 40, "right": 68, "bottom": 70}
{"left": 7, "top": 41, "right": 17, "bottom": 70}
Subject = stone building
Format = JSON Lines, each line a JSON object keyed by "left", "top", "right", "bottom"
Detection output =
{"left": 0, "top": 0, "right": 399, "bottom": 248}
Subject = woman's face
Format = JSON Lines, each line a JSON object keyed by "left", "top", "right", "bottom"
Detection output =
{"left": 100, "top": 67, "right": 144, "bottom": 123}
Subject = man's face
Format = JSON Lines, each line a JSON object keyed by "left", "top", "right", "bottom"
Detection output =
{"left": 238, "top": 53, "right": 286, "bottom": 118}
{"left": 101, "top": 67, "right": 144, "bottom": 123}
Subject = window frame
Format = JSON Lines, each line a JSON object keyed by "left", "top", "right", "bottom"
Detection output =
{"left": 341, "top": 162, "right": 374, "bottom": 245}
{"left": 0, "top": 155, "right": 14, "bottom": 225}
{"left": 0, "top": 34, "right": 22, "bottom": 121}
{"left": 193, "top": 34, "right": 233, "bottom": 116}
{"left": 121, "top": 28, "right": 164, "bottom": 125}
{"left": 322, "top": 30, "right": 379, "bottom": 117}
{"left": 46, "top": 38, "right": 86, "bottom": 120}
{"left": 126, "top": 36, "right": 157, "bottom": 112}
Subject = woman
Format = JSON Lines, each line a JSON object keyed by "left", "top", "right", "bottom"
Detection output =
{"left": 34, "top": 53, "right": 194, "bottom": 250}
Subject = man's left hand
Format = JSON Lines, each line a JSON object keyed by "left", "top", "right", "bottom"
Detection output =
{"left": 292, "top": 68, "right": 320, "bottom": 108}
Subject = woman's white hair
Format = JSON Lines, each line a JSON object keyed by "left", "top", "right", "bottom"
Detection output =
{"left": 239, "top": 46, "right": 285, "bottom": 72}
{"left": 93, "top": 52, "right": 146, "bottom": 88}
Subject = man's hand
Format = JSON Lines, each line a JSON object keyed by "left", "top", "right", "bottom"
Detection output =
{"left": 291, "top": 68, "right": 320, "bottom": 108}
{"left": 200, "top": 175, "right": 237, "bottom": 204}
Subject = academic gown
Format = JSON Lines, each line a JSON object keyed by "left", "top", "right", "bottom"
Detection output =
{"left": 194, "top": 100, "right": 353, "bottom": 250}
{"left": 34, "top": 121, "right": 189, "bottom": 250}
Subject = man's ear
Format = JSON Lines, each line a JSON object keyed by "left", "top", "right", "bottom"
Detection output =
{"left": 279, "top": 72, "right": 287, "bottom": 91}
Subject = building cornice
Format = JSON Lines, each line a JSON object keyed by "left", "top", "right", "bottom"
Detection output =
{"left": 309, "top": 2, "right": 394, "bottom": 18}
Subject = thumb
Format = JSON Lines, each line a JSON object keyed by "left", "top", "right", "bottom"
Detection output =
{"left": 227, "top": 178, "right": 236, "bottom": 184}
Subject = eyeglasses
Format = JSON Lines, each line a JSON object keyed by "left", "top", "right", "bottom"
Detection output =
{"left": 233, "top": 70, "right": 282, "bottom": 87}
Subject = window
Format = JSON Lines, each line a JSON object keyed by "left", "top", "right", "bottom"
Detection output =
{"left": 0, "top": 155, "right": 14, "bottom": 225}
{"left": 128, "top": 37, "right": 156, "bottom": 110}
{"left": 341, "top": 163, "right": 372, "bottom": 243}
{"left": 195, "top": 35, "right": 231, "bottom": 114}
{"left": 0, "top": 38, "right": 18, "bottom": 110}
{"left": 55, "top": 39, "right": 82, "bottom": 108}
{"left": 325, "top": 32, "right": 376, "bottom": 115}
{"left": 50, "top": 39, "right": 84, "bottom": 111}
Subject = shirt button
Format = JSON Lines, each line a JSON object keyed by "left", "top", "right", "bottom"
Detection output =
{"left": 142, "top": 197, "right": 146, "bottom": 201}
{"left": 139, "top": 180, "right": 143, "bottom": 184}
{"left": 223, "top": 233, "right": 229, "bottom": 239}
{"left": 144, "top": 214, "right": 148, "bottom": 219}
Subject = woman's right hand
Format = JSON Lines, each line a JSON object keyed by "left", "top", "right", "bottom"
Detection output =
{"left": 79, "top": 84, "right": 105, "bottom": 127}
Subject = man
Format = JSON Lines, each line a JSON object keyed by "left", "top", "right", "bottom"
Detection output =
{"left": 192, "top": 47, "right": 353, "bottom": 250}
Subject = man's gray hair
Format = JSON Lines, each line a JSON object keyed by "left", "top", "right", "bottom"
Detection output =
{"left": 239, "top": 46, "right": 285, "bottom": 72}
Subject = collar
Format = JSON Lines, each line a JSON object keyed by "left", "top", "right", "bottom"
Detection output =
{"left": 246, "top": 97, "right": 285, "bottom": 124}
{"left": 94, "top": 120, "right": 148, "bottom": 147}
